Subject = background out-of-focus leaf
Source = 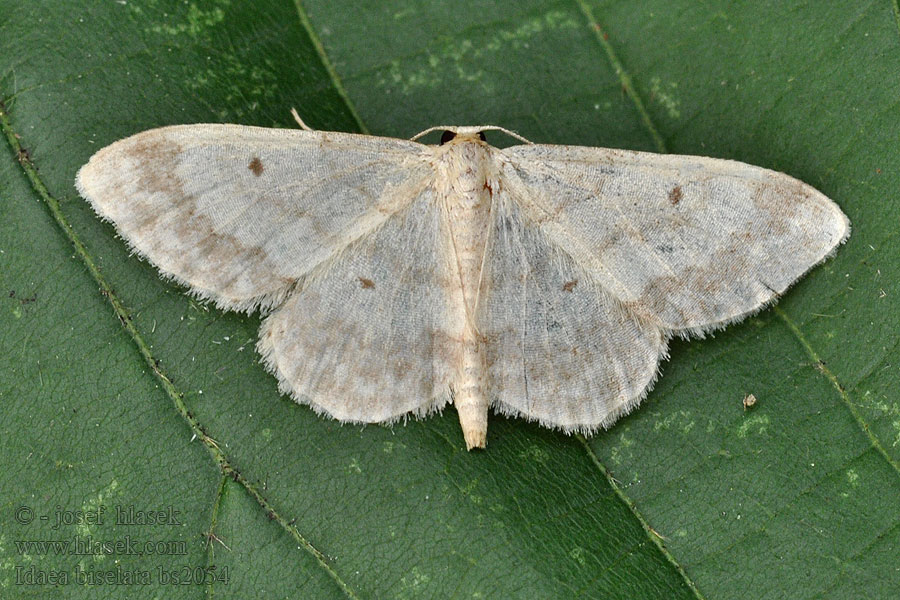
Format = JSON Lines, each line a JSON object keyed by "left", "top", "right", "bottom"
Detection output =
{"left": 1, "top": 1, "right": 898, "bottom": 598}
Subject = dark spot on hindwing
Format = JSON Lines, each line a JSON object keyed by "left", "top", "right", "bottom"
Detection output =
{"left": 358, "top": 277, "right": 375, "bottom": 289}
{"left": 248, "top": 157, "right": 264, "bottom": 176}
{"left": 562, "top": 280, "right": 578, "bottom": 292}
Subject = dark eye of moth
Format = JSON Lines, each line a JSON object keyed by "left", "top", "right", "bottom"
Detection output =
{"left": 440, "top": 131, "right": 487, "bottom": 144}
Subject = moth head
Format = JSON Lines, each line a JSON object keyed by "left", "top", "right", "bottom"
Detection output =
{"left": 411, "top": 125, "right": 530, "bottom": 145}
{"left": 440, "top": 128, "right": 487, "bottom": 145}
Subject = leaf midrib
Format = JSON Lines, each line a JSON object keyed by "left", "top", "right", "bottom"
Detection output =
{"left": 574, "top": 1, "right": 899, "bottom": 479}
{"left": 8, "top": 1, "right": 890, "bottom": 597}
{"left": 1, "top": 2, "right": 704, "bottom": 597}
{"left": 571, "top": 0, "right": 900, "bottom": 595}
{"left": 0, "top": 99, "right": 360, "bottom": 600}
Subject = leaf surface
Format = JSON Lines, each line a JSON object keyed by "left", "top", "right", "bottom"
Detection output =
{"left": 1, "top": 1, "right": 898, "bottom": 598}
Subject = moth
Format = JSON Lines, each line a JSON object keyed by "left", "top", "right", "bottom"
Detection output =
{"left": 76, "top": 112, "right": 849, "bottom": 449}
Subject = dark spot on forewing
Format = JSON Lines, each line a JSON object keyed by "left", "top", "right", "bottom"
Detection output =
{"left": 562, "top": 280, "right": 578, "bottom": 292}
{"left": 358, "top": 277, "right": 375, "bottom": 289}
{"left": 98, "top": 131, "right": 295, "bottom": 304}
{"left": 248, "top": 157, "right": 264, "bottom": 176}
{"left": 668, "top": 185, "right": 683, "bottom": 205}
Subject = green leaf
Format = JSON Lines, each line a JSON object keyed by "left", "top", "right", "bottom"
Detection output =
{"left": 2, "top": 1, "right": 898, "bottom": 598}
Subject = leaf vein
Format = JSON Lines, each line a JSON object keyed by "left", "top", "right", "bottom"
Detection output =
{"left": 0, "top": 97, "right": 360, "bottom": 600}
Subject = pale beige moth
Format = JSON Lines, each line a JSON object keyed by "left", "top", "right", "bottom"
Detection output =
{"left": 76, "top": 113, "right": 849, "bottom": 449}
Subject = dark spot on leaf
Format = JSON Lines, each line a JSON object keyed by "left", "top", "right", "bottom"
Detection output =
{"left": 562, "top": 280, "right": 578, "bottom": 292}
{"left": 358, "top": 277, "right": 375, "bottom": 289}
{"left": 6, "top": 290, "right": 36, "bottom": 305}
{"left": 668, "top": 185, "right": 683, "bottom": 205}
{"left": 248, "top": 157, "right": 264, "bottom": 176}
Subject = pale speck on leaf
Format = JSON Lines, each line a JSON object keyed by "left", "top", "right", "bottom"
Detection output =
{"left": 742, "top": 393, "right": 757, "bottom": 410}
{"left": 75, "top": 114, "right": 850, "bottom": 451}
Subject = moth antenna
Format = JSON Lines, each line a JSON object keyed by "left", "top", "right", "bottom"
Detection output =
{"left": 290, "top": 108, "right": 314, "bottom": 131}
